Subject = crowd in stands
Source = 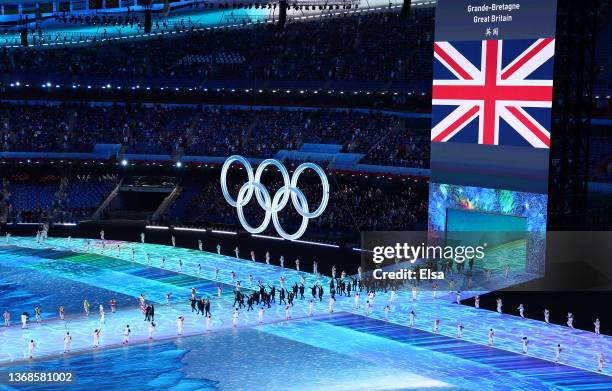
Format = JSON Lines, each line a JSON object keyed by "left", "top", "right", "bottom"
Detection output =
{"left": 52, "top": 12, "right": 145, "bottom": 29}
{"left": 1, "top": 102, "right": 430, "bottom": 168}
{"left": 362, "top": 125, "right": 429, "bottom": 168}
{"left": 0, "top": 99, "right": 603, "bottom": 182}
{"left": 2, "top": 13, "right": 215, "bottom": 47}
{"left": 0, "top": 164, "right": 429, "bottom": 241}
{"left": 165, "top": 171, "right": 428, "bottom": 242}
{"left": 1, "top": 103, "right": 98, "bottom": 152}
{"left": 1, "top": 11, "right": 434, "bottom": 85}
{"left": 183, "top": 107, "right": 419, "bottom": 162}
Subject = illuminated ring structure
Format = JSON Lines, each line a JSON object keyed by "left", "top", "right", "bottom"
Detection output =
{"left": 220, "top": 155, "right": 329, "bottom": 240}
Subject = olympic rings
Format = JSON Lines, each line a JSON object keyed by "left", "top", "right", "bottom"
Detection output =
{"left": 220, "top": 155, "right": 329, "bottom": 240}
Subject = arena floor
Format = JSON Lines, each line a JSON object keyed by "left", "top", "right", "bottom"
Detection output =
{"left": 0, "top": 237, "right": 610, "bottom": 390}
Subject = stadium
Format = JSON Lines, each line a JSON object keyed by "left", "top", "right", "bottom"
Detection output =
{"left": 0, "top": 0, "right": 610, "bottom": 390}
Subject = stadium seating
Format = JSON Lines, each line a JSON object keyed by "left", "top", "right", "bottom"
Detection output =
{"left": 4, "top": 175, "right": 60, "bottom": 223}
{"left": 590, "top": 137, "right": 612, "bottom": 183}
{"left": 1, "top": 11, "right": 434, "bottom": 88}
{"left": 164, "top": 173, "right": 428, "bottom": 242}
{"left": 1, "top": 102, "right": 429, "bottom": 168}
{"left": 55, "top": 175, "right": 118, "bottom": 222}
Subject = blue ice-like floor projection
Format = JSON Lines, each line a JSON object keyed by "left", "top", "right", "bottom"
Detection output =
{"left": 0, "top": 254, "right": 134, "bottom": 319}
{"left": 2, "top": 315, "right": 611, "bottom": 391}
{"left": 0, "top": 237, "right": 610, "bottom": 391}
{"left": 0, "top": 245, "right": 238, "bottom": 318}
{"left": 0, "top": 322, "right": 454, "bottom": 391}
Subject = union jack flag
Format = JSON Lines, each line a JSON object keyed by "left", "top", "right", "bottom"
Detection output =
{"left": 431, "top": 38, "right": 555, "bottom": 148}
